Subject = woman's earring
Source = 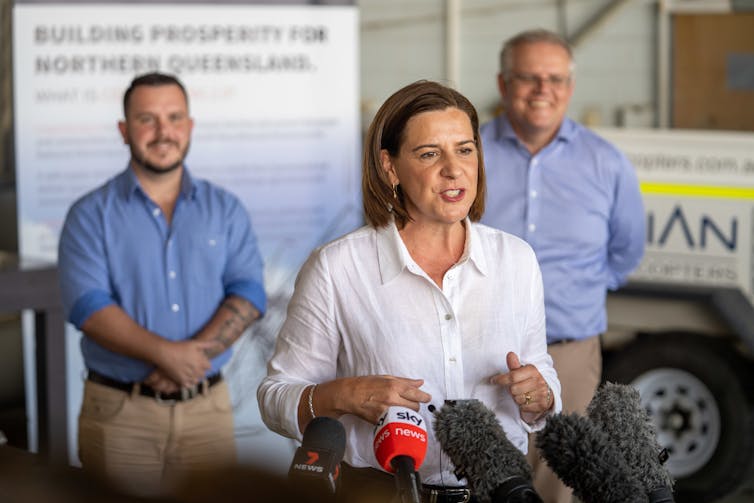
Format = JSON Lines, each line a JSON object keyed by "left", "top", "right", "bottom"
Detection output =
{"left": 392, "top": 184, "right": 398, "bottom": 200}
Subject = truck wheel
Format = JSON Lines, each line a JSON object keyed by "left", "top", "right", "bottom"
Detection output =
{"left": 602, "top": 333, "right": 754, "bottom": 503}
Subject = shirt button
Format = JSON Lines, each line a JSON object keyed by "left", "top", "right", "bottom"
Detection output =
{"left": 169, "top": 270, "right": 176, "bottom": 279}
{"left": 528, "top": 223, "right": 536, "bottom": 232}
{"left": 531, "top": 158, "right": 539, "bottom": 166}
{"left": 445, "top": 314, "right": 452, "bottom": 321}
{"left": 449, "top": 357, "right": 457, "bottom": 363}
{"left": 152, "top": 208, "right": 161, "bottom": 217}
{"left": 530, "top": 190, "right": 537, "bottom": 198}
{"left": 171, "top": 304, "right": 180, "bottom": 312}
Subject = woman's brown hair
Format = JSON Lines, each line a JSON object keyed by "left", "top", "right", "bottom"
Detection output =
{"left": 362, "top": 80, "right": 486, "bottom": 228}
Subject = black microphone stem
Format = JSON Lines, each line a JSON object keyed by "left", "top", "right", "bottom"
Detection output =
{"left": 648, "top": 486, "right": 674, "bottom": 503}
{"left": 391, "top": 455, "right": 422, "bottom": 503}
{"left": 492, "top": 476, "right": 544, "bottom": 503}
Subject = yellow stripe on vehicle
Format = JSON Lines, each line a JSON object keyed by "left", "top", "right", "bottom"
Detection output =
{"left": 640, "top": 182, "right": 754, "bottom": 200}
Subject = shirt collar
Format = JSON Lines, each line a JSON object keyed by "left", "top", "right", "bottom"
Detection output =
{"left": 375, "top": 220, "right": 408, "bottom": 284}
{"left": 496, "top": 113, "right": 577, "bottom": 146}
{"left": 465, "top": 221, "right": 488, "bottom": 276}
{"left": 116, "top": 164, "right": 197, "bottom": 201}
{"left": 376, "top": 218, "right": 488, "bottom": 285}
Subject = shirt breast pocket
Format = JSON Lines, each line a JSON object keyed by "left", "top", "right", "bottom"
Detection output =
{"left": 187, "top": 233, "right": 227, "bottom": 289}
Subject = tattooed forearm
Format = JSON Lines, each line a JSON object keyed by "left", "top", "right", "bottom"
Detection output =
{"left": 202, "top": 320, "right": 234, "bottom": 358}
{"left": 202, "top": 299, "right": 258, "bottom": 359}
{"left": 220, "top": 299, "right": 253, "bottom": 324}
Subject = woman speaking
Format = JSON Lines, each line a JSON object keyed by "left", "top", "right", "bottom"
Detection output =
{"left": 258, "top": 80, "right": 561, "bottom": 501}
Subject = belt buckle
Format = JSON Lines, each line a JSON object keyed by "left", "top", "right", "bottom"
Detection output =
{"left": 154, "top": 382, "right": 202, "bottom": 404}
{"left": 154, "top": 393, "right": 177, "bottom": 405}
{"left": 427, "top": 488, "right": 471, "bottom": 503}
{"left": 181, "top": 384, "right": 200, "bottom": 401}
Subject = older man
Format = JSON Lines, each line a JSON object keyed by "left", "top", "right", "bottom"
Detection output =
{"left": 480, "top": 29, "right": 645, "bottom": 503}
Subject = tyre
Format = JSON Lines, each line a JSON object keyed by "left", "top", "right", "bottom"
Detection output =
{"left": 602, "top": 332, "right": 754, "bottom": 503}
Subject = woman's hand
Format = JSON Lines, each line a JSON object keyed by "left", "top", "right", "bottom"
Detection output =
{"left": 342, "top": 375, "right": 432, "bottom": 424}
{"left": 298, "top": 375, "right": 432, "bottom": 432}
{"left": 489, "top": 352, "right": 554, "bottom": 422}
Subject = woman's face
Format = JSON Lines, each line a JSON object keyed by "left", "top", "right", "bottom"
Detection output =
{"left": 381, "top": 107, "right": 478, "bottom": 228}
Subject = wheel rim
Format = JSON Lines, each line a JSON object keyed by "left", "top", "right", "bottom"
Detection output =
{"left": 631, "top": 368, "right": 721, "bottom": 478}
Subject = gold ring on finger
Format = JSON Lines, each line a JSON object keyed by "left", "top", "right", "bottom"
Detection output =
{"left": 524, "top": 392, "right": 532, "bottom": 405}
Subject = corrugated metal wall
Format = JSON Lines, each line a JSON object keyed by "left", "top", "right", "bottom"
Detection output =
{"left": 359, "top": 0, "right": 657, "bottom": 127}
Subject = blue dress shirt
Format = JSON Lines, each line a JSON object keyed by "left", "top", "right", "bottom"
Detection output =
{"left": 480, "top": 115, "right": 645, "bottom": 342}
{"left": 58, "top": 167, "right": 267, "bottom": 381}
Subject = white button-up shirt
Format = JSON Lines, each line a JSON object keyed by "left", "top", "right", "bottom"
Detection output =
{"left": 258, "top": 220, "right": 561, "bottom": 485}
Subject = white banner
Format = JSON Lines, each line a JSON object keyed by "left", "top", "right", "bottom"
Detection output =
{"left": 14, "top": 3, "right": 360, "bottom": 471}
{"left": 596, "top": 127, "right": 754, "bottom": 297}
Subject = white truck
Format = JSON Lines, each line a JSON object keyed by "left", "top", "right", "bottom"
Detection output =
{"left": 596, "top": 128, "right": 754, "bottom": 503}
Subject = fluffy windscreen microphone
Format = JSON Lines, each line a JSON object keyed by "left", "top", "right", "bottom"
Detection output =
{"left": 434, "top": 399, "right": 542, "bottom": 503}
{"left": 373, "top": 406, "right": 428, "bottom": 503}
{"left": 535, "top": 413, "right": 648, "bottom": 503}
{"left": 288, "top": 417, "right": 346, "bottom": 496}
{"left": 587, "top": 382, "right": 675, "bottom": 503}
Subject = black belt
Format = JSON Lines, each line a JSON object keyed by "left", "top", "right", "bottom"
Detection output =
{"left": 548, "top": 338, "right": 575, "bottom": 346}
{"left": 87, "top": 370, "right": 222, "bottom": 402}
{"left": 339, "top": 463, "right": 475, "bottom": 503}
{"left": 422, "top": 484, "right": 474, "bottom": 503}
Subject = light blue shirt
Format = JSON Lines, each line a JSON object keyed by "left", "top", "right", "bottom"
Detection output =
{"left": 480, "top": 115, "right": 645, "bottom": 342}
{"left": 58, "top": 167, "right": 267, "bottom": 381}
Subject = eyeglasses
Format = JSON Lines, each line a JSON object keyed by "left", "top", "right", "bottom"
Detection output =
{"left": 509, "top": 73, "right": 571, "bottom": 89}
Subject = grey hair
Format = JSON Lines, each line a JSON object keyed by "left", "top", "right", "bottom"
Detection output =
{"left": 499, "top": 29, "right": 575, "bottom": 79}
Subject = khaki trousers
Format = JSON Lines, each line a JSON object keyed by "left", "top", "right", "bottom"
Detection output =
{"left": 527, "top": 336, "right": 602, "bottom": 503}
{"left": 78, "top": 378, "right": 236, "bottom": 498}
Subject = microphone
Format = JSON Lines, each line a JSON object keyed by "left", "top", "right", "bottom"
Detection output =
{"left": 373, "top": 406, "right": 428, "bottom": 503}
{"left": 288, "top": 416, "right": 346, "bottom": 496}
{"left": 535, "top": 412, "right": 648, "bottom": 503}
{"left": 434, "top": 399, "right": 542, "bottom": 503}
{"left": 586, "top": 382, "right": 675, "bottom": 503}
